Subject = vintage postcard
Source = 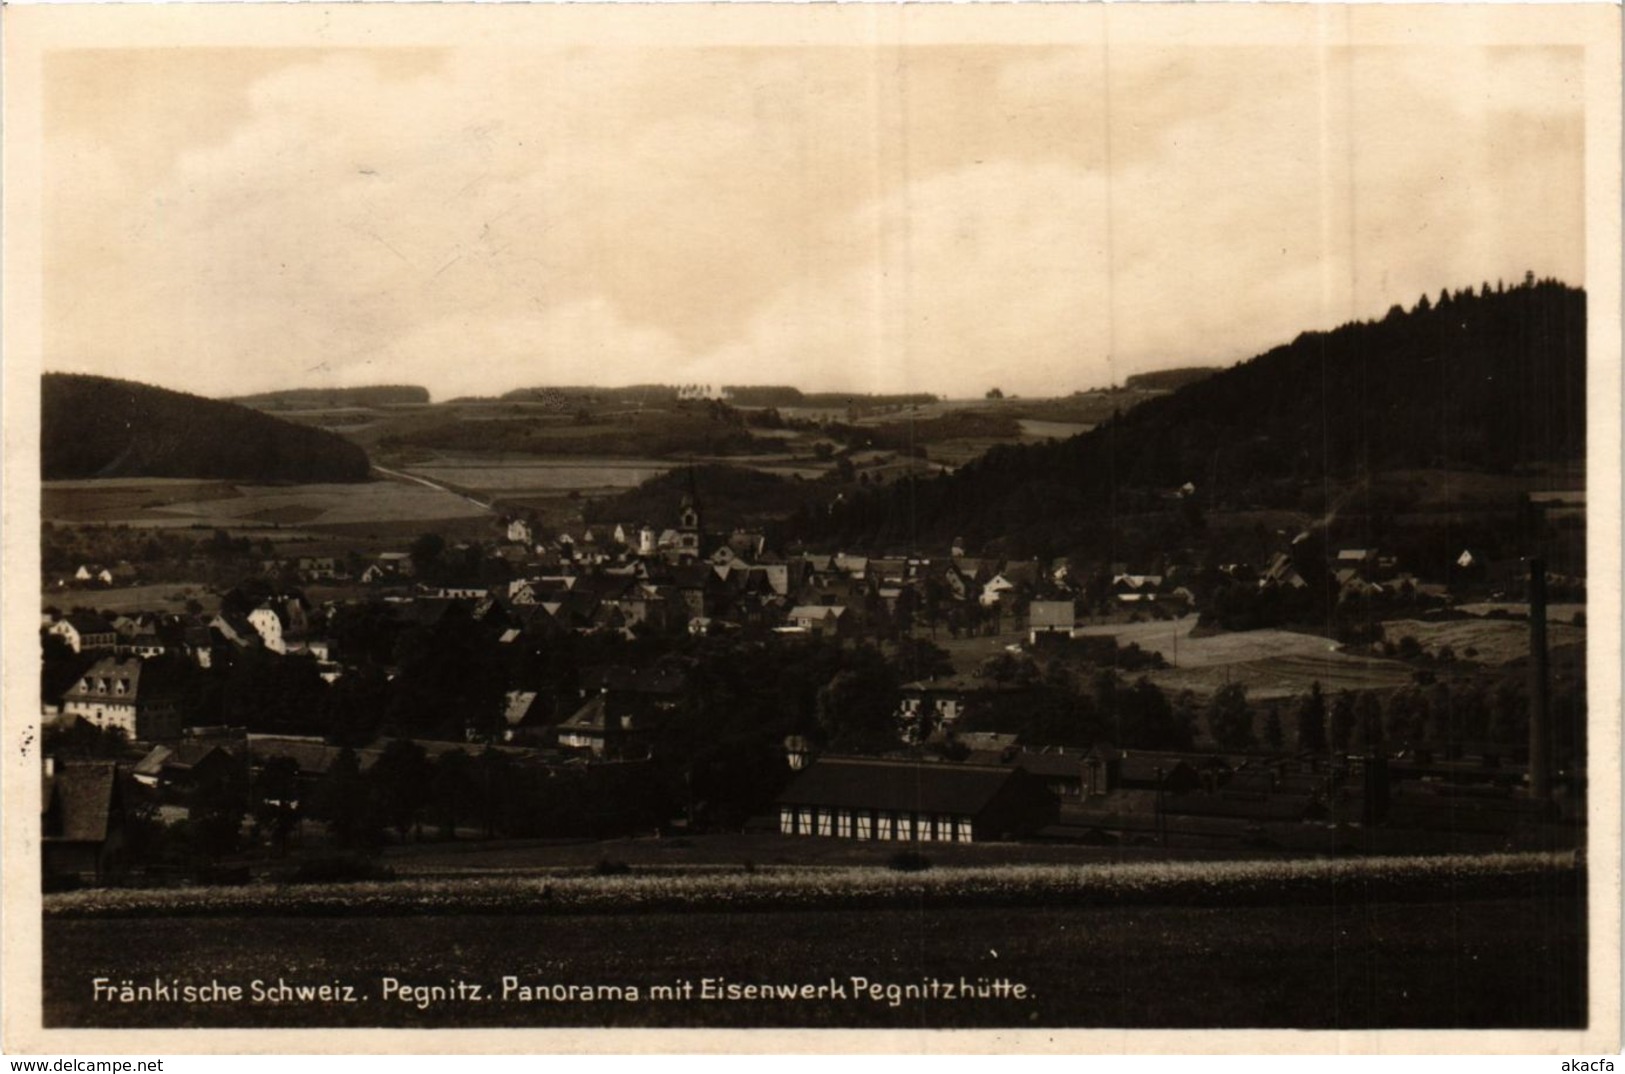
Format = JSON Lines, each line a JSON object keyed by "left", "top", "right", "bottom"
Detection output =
{"left": 3, "top": 2, "right": 1620, "bottom": 1056}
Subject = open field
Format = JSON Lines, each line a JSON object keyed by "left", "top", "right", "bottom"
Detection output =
{"left": 403, "top": 458, "right": 674, "bottom": 494}
{"left": 1072, "top": 618, "right": 1327, "bottom": 668}
{"left": 1382, "top": 617, "right": 1585, "bottom": 665}
{"left": 1144, "top": 654, "right": 1419, "bottom": 702}
{"left": 43, "top": 478, "right": 489, "bottom": 531}
{"left": 42, "top": 583, "right": 220, "bottom": 616}
{"left": 1456, "top": 602, "right": 1588, "bottom": 624}
{"left": 43, "top": 480, "right": 243, "bottom": 524}
{"left": 1072, "top": 618, "right": 1414, "bottom": 700}
{"left": 1017, "top": 419, "right": 1093, "bottom": 440}
{"left": 44, "top": 888, "right": 1583, "bottom": 1028}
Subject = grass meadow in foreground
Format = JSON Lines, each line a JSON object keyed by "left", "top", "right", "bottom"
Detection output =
{"left": 44, "top": 852, "right": 1580, "bottom": 919}
{"left": 41, "top": 854, "right": 1586, "bottom": 1028}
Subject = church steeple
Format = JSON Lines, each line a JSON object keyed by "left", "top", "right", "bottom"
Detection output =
{"left": 677, "top": 468, "right": 702, "bottom": 557}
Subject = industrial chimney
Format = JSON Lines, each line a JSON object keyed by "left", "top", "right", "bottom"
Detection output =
{"left": 1528, "top": 557, "right": 1551, "bottom": 800}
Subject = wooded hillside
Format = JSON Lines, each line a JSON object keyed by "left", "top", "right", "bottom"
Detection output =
{"left": 43, "top": 374, "right": 372, "bottom": 482}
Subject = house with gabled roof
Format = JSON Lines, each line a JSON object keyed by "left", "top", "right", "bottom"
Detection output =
{"left": 361, "top": 551, "right": 416, "bottom": 584}
{"left": 41, "top": 759, "right": 127, "bottom": 883}
{"left": 247, "top": 604, "right": 289, "bottom": 654}
{"left": 980, "top": 562, "right": 1041, "bottom": 609}
{"left": 210, "top": 611, "right": 258, "bottom": 649}
{"left": 132, "top": 740, "right": 241, "bottom": 792}
{"left": 49, "top": 613, "right": 117, "bottom": 654}
{"left": 60, "top": 655, "right": 181, "bottom": 742}
{"left": 499, "top": 690, "right": 548, "bottom": 742}
{"left": 785, "top": 604, "right": 850, "bottom": 638}
{"left": 896, "top": 674, "right": 1027, "bottom": 742}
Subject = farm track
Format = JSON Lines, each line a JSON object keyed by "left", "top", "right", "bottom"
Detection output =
{"left": 371, "top": 464, "right": 494, "bottom": 512}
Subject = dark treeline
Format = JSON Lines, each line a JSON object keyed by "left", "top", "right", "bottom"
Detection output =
{"left": 229, "top": 385, "right": 431, "bottom": 409}
{"left": 583, "top": 463, "right": 828, "bottom": 533}
{"left": 494, "top": 384, "right": 681, "bottom": 403}
{"left": 43, "top": 374, "right": 371, "bottom": 482}
{"left": 1123, "top": 367, "right": 1220, "bottom": 392}
{"left": 381, "top": 403, "right": 765, "bottom": 458}
{"left": 788, "top": 280, "right": 1585, "bottom": 556}
{"left": 723, "top": 385, "right": 940, "bottom": 408}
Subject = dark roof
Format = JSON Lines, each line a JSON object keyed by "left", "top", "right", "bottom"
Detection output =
{"left": 581, "top": 664, "right": 687, "bottom": 696}
{"left": 214, "top": 611, "right": 256, "bottom": 640}
{"left": 61, "top": 655, "right": 145, "bottom": 704}
{"left": 899, "top": 674, "right": 1015, "bottom": 695}
{"left": 247, "top": 736, "right": 380, "bottom": 776}
{"left": 964, "top": 749, "right": 1084, "bottom": 779}
{"left": 395, "top": 597, "right": 470, "bottom": 627}
{"left": 559, "top": 694, "right": 610, "bottom": 733}
{"left": 1119, "top": 755, "right": 1201, "bottom": 784}
{"left": 999, "top": 562, "right": 1041, "bottom": 586}
{"left": 1163, "top": 791, "right": 1314, "bottom": 822}
{"left": 777, "top": 758, "right": 1025, "bottom": 815}
{"left": 132, "top": 745, "right": 174, "bottom": 778}
{"left": 62, "top": 613, "right": 115, "bottom": 635}
{"left": 42, "top": 763, "right": 119, "bottom": 843}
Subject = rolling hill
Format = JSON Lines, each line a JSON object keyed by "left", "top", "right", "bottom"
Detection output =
{"left": 43, "top": 374, "right": 372, "bottom": 482}
{"left": 230, "top": 385, "right": 430, "bottom": 409}
{"left": 789, "top": 279, "right": 1586, "bottom": 555}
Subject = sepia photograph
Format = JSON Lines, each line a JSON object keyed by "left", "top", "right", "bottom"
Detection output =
{"left": 2, "top": 2, "right": 1620, "bottom": 1055}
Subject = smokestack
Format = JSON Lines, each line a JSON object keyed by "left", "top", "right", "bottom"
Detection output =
{"left": 1528, "top": 557, "right": 1551, "bottom": 800}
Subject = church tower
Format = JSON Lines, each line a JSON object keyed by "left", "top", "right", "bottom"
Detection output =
{"left": 677, "top": 469, "right": 702, "bottom": 559}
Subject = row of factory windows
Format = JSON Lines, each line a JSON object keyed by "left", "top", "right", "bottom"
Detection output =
{"left": 779, "top": 806, "right": 975, "bottom": 843}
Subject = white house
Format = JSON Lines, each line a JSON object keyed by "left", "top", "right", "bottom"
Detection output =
{"left": 787, "top": 605, "right": 849, "bottom": 637}
{"left": 247, "top": 605, "right": 287, "bottom": 655}
{"left": 60, "top": 656, "right": 180, "bottom": 741}
{"left": 49, "top": 614, "right": 117, "bottom": 653}
{"left": 507, "top": 518, "right": 535, "bottom": 545}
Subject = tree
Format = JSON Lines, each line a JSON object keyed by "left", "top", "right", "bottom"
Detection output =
{"left": 979, "top": 651, "right": 1038, "bottom": 686}
{"left": 320, "top": 665, "right": 390, "bottom": 747}
{"left": 409, "top": 533, "right": 446, "bottom": 578}
{"left": 1352, "top": 691, "right": 1385, "bottom": 750}
{"left": 893, "top": 636, "right": 952, "bottom": 682}
{"left": 985, "top": 387, "right": 1004, "bottom": 400}
{"left": 1263, "top": 706, "right": 1285, "bottom": 751}
{"left": 430, "top": 749, "right": 476, "bottom": 839}
{"left": 310, "top": 746, "right": 379, "bottom": 849}
{"left": 1329, "top": 690, "right": 1357, "bottom": 751}
{"left": 1171, "top": 689, "right": 1202, "bottom": 747}
{"left": 251, "top": 755, "right": 302, "bottom": 856}
{"left": 42, "top": 719, "right": 130, "bottom": 760}
{"left": 1294, "top": 681, "right": 1328, "bottom": 753}
{"left": 1120, "top": 677, "right": 1191, "bottom": 751}
{"left": 816, "top": 661, "right": 901, "bottom": 749}
{"left": 370, "top": 739, "right": 433, "bottom": 840}
{"left": 188, "top": 761, "right": 249, "bottom": 862}
{"left": 1206, "top": 682, "right": 1254, "bottom": 749}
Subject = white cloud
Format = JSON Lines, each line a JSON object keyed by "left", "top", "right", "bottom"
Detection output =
{"left": 43, "top": 42, "right": 1584, "bottom": 401}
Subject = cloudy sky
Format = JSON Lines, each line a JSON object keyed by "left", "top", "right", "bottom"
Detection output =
{"left": 42, "top": 34, "right": 1584, "bottom": 401}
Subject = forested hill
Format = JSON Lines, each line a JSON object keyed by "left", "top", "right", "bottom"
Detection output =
{"left": 789, "top": 279, "right": 1585, "bottom": 555}
{"left": 1123, "top": 367, "right": 1219, "bottom": 391}
{"left": 43, "top": 374, "right": 372, "bottom": 482}
{"left": 230, "top": 385, "right": 429, "bottom": 409}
